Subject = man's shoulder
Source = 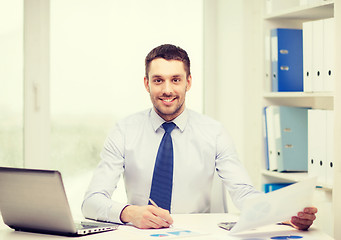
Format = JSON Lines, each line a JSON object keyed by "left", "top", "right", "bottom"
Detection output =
{"left": 118, "top": 109, "right": 151, "bottom": 126}
{"left": 187, "top": 109, "right": 222, "bottom": 127}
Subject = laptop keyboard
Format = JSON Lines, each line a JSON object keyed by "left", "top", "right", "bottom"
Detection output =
{"left": 75, "top": 222, "right": 117, "bottom": 230}
{"left": 75, "top": 223, "right": 97, "bottom": 229}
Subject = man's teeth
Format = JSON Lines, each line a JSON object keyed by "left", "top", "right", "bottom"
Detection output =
{"left": 163, "top": 99, "right": 173, "bottom": 102}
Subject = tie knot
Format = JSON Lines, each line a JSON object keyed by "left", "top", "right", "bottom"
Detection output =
{"left": 162, "top": 122, "right": 176, "bottom": 133}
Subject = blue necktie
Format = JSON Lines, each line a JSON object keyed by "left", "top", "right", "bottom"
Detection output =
{"left": 149, "top": 122, "right": 176, "bottom": 212}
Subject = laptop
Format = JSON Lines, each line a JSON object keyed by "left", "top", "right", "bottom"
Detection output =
{"left": 0, "top": 167, "right": 119, "bottom": 236}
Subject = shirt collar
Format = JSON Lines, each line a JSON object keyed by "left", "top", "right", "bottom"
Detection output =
{"left": 150, "top": 108, "right": 188, "bottom": 133}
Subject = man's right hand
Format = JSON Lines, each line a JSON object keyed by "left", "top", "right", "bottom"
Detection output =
{"left": 120, "top": 205, "right": 173, "bottom": 229}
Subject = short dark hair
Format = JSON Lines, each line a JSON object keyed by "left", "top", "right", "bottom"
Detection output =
{"left": 145, "top": 44, "right": 191, "bottom": 79}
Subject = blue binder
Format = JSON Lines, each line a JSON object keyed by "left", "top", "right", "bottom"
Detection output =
{"left": 274, "top": 106, "right": 308, "bottom": 172}
{"left": 263, "top": 182, "right": 294, "bottom": 193}
{"left": 271, "top": 28, "right": 303, "bottom": 92}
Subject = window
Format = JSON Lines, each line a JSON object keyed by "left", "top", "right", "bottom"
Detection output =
{"left": 0, "top": 0, "right": 23, "bottom": 167}
{"left": 50, "top": 0, "right": 204, "bottom": 176}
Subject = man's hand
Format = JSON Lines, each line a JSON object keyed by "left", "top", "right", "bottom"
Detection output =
{"left": 120, "top": 205, "right": 173, "bottom": 229}
{"left": 284, "top": 207, "right": 318, "bottom": 230}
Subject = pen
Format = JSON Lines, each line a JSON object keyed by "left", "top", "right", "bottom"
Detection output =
{"left": 149, "top": 198, "right": 159, "bottom": 208}
{"left": 148, "top": 198, "right": 173, "bottom": 227}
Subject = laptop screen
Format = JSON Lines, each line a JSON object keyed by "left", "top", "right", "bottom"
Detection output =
{"left": 0, "top": 167, "right": 77, "bottom": 234}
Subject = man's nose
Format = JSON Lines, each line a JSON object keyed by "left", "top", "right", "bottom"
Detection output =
{"left": 163, "top": 80, "right": 173, "bottom": 95}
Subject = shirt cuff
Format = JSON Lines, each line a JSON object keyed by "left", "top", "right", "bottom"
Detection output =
{"left": 109, "top": 202, "right": 130, "bottom": 224}
{"left": 119, "top": 205, "right": 130, "bottom": 224}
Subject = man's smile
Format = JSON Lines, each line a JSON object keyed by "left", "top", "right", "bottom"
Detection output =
{"left": 160, "top": 97, "right": 177, "bottom": 105}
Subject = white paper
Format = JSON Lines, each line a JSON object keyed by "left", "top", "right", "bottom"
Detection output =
{"left": 119, "top": 225, "right": 207, "bottom": 239}
{"left": 230, "top": 177, "right": 317, "bottom": 234}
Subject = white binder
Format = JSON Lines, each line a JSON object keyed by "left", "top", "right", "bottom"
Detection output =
{"left": 264, "top": 35, "right": 272, "bottom": 92}
{"left": 308, "top": 109, "right": 326, "bottom": 185}
{"left": 325, "top": 110, "right": 334, "bottom": 187}
{"left": 265, "top": 106, "right": 278, "bottom": 171}
{"left": 308, "top": 110, "right": 319, "bottom": 178}
{"left": 323, "top": 18, "right": 335, "bottom": 92}
{"left": 303, "top": 21, "right": 313, "bottom": 92}
{"left": 312, "top": 20, "right": 324, "bottom": 92}
{"left": 308, "top": 109, "right": 334, "bottom": 188}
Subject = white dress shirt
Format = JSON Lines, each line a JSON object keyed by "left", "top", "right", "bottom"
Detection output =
{"left": 82, "top": 108, "right": 260, "bottom": 224}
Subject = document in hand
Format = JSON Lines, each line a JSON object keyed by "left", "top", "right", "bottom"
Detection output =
{"left": 230, "top": 177, "right": 317, "bottom": 234}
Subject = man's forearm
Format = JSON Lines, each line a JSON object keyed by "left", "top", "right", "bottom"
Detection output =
{"left": 82, "top": 193, "right": 127, "bottom": 224}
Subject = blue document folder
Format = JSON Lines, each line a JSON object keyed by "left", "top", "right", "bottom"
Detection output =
{"left": 274, "top": 106, "right": 308, "bottom": 172}
{"left": 263, "top": 182, "right": 294, "bottom": 193}
{"left": 271, "top": 28, "right": 303, "bottom": 92}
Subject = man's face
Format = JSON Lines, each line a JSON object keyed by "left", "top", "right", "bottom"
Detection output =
{"left": 144, "top": 58, "right": 192, "bottom": 122}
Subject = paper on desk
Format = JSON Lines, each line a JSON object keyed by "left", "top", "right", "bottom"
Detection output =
{"left": 119, "top": 225, "right": 207, "bottom": 239}
{"left": 230, "top": 177, "right": 317, "bottom": 234}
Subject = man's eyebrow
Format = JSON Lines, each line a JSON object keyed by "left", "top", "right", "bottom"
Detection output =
{"left": 151, "top": 74, "right": 184, "bottom": 79}
{"left": 171, "top": 74, "right": 184, "bottom": 78}
{"left": 151, "top": 74, "right": 163, "bottom": 79}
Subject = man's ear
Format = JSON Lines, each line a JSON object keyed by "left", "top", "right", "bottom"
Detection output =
{"left": 186, "top": 75, "right": 192, "bottom": 92}
{"left": 144, "top": 76, "right": 150, "bottom": 93}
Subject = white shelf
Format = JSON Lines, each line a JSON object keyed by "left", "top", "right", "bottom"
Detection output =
{"left": 264, "top": 1, "right": 334, "bottom": 20}
{"left": 263, "top": 92, "right": 334, "bottom": 110}
{"left": 263, "top": 92, "right": 334, "bottom": 98}
{"left": 261, "top": 170, "right": 333, "bottom": 191}
{"left": 261, "top": 169, "right": 308, "bottom": 182}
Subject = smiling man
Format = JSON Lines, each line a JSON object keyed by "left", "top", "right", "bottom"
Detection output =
{"left": 145, "top": 57, "right": 191, "bottom": 122}
{"left": 82, "top": 44, "right": 317, "bottom": 230}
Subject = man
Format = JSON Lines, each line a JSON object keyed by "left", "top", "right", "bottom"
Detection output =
{"left": 82, "top": 44, "right": 317, "bottom": 230}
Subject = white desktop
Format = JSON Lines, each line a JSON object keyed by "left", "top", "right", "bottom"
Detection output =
{"left": 0, "top": 213, "right": 334, "bottom": 240}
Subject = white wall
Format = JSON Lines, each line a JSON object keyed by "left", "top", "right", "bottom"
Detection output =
{"left": 204, "top": 0, "right": 262, "bottom": 190}
{"left": 204, "top": 0, "right": 263, "bottom": 213}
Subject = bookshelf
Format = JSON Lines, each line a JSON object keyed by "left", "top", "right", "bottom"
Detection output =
{"left": 264, "top": 1, "right": 333, "bottom": 20}
{"left": 264, "top": 92, "right": 333, "bottom": 109}
{"left": 261, "top": 0, "right": 338, "bottom": 237}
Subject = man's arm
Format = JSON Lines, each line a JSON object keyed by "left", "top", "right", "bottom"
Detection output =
{"left": 215, "top": 127, "right": 317, "bottom": 231}
{"left": 82, "top": 126, "right": 126, "bottom": 223}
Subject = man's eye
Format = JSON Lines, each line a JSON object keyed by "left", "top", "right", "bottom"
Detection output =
{"left": 173, "top": 79, "right": 180, "bottom": 83}
{"left": 154, "top": 79, "right": 163, "bottom": 83}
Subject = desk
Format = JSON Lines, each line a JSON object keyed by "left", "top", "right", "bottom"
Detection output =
{"left": 0, "top": 213, "right": 334, "bottom": 240}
